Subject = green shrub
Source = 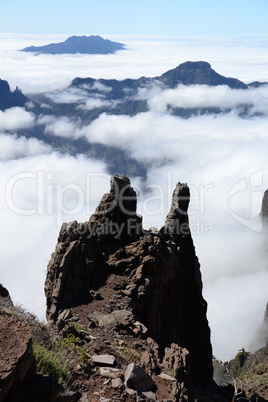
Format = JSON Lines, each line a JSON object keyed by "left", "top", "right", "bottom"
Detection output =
{"left": 71, "top": 322, "right": 85, "bottom": 332}
{"left": 52, "top": 334, "right": 89, "bottom": 364}
{"left": 33, "top": 342, "right": 72, "bottom": 387}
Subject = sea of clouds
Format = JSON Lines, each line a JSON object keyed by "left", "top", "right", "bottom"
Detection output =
{"left": 1, "top": 33, "right": 268, "bottom": 361}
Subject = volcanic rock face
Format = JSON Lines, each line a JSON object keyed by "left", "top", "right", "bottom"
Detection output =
{"left": 45, "top": 174, "right": 213, "bottom": 385}
{"left": 0, "top": 316, "right": 35, "bottom": 400}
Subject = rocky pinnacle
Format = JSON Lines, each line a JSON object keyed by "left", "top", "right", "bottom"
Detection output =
{"left": 44, "top": 175, "right": 213, "bottom": 384}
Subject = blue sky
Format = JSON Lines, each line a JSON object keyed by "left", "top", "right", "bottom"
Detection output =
{"left": 1, "top": 0, "right": 268, "bottom": 35}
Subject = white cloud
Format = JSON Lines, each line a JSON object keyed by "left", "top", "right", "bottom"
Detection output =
{"left": 0, "top": 107, "right": 34, "bottom": 131}
{"left": 38, "top": 115, "right": 78, "bottom": 138}
{"left": 81, "top": 82, "right": 112, "bottom": 92}
{"left": 77, "top": 98, "right": 119, "bottom": 111}
{"left": 44, "top": 85, "right": 118, "bottom": 110}
{"left": 147, "top": 84, "right": 268, "bottom": 113}
{"left": 0, "top": 133, "right": 50, "bottom": 160}
{"left": 46, "top": 87, "right": 89, "bottom": 104}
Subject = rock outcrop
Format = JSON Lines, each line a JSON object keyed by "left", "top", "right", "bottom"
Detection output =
{"left": 0, "top": 316, "right": 35, "bottom": 400}
{"left": 0, "top": 283, "right": 10, "bottom": 299}
{"left": 45, "top": 174, "right": 213, "bottom": 386}
{"left": 0, "top": 79, "right": 28, "bottom": 110}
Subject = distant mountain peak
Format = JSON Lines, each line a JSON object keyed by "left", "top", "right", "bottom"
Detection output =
{"left": 21, "top": 35, "right": 125, "bottom": 55}
{"left": 179, "top": 60, "right": 212, "bottom": 69}
{"left": 160, "top": 60, "right": 248, "bottom": 89}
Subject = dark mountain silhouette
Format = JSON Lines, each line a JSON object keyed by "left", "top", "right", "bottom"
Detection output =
{"left": 21, "top": 35, "right": 125, "bottom": 55}
{"left": 0, "top": 79, "right": 28, "bottom": 110}
{"left": 248, "top": 81, "right": 268, "bottom": 88}
{"left": 70, "top": 61, "right": 248, "bottom": 101}
{"left": 159, "top": 61, "right": 248, "bottom": 89}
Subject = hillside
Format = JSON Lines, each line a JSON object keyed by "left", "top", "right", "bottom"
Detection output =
{"left": 21, "top": 35, "right": 125, "bottom": 55}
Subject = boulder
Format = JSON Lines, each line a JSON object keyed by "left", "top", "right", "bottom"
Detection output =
{"left": 112, "top": 309, "right": 134, "bottom": 326}
{"left": 87, "top": 313, "right": 118, "bottom": 329}
{"left": 124, "top": 363, "right": 154, "bottom": 392}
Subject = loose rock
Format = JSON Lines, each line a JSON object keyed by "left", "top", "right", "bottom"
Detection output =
{"left": 124, "top": 363, "right": 155, "bottom": 392}
{"left": 91, "top": 355, "right": 116, "bottom": 366}
{"left": 99, "top": 367, "right": 123, "bottom": 379}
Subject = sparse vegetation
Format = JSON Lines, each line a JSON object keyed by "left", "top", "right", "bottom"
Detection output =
{"left": 113, "top": 344, "right": 140, "bottom": 363}
{"left": 52, "top": 334, "right": 90, "bottom": 364}
{"left": 33, "top": 342, "right": 72, "bottom": 387}
{"left": 72, "top": 322, "right": 85, "bottom": 332}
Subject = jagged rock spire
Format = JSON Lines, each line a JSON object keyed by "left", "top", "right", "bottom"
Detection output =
{"left": 162, "top": 182, "right": 190, "bottom": 240}
{"left": 44, "top": 175, "right": 213, "bottom": 384}
{"left": 89, "top": 174, "right": 142, "bottom": 238}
